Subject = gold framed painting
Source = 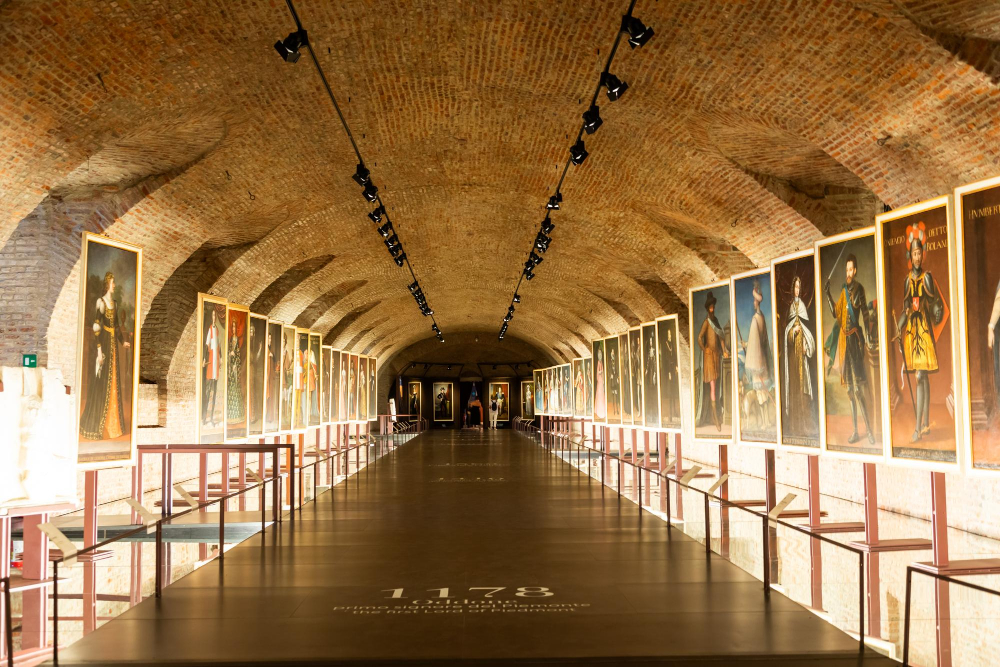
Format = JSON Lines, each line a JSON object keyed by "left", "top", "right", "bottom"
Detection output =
{"left": 308, "top": 333, "right": 321, "bottom": 427}
{"left": 76, "top": 233, "right": 143, "bottom": 468}
{"left": 618, "top": 333, "right": 633, "bottom": 425}
{"left": 561, "top": 363, "right": 573, "bottom": 416}
{"left": 263, "top": 319, "right": 282, "bottom": 434}
{"left": 245, "top": 314, "right": 267, "bottom": 437}
{"left": 876, "top": 196, "right": 960, "bottom": 470}
{"left": 292, "top": 329, "right": 309, "bottom": 430}
{"left": 628, "top": 327, "right": 644, "bottom": 426}
{"left": 279, "top": 325, "right": 296, "bottom": 431}
{"left": 731, "top": 268, "right": 777, "bottom": 448}
{"left": 433, "top": 381, "right": 454, "bottom": 421}
{"left": 358, "top": 356, "right": 369, "bottom": 422}
{"left": 368, "top": 356, "right": 378, "bottom": 420}
{"left": 655, "top": 315, "right": 682, "bottom": 432}
{"left": 689, "top": 281, "right": 733, "bottom": 442}
{"left": 329, "top": 348, "right": 342, "bottom": 423}
{"left": 572, "top": 358, "right": 585, "bottom": 418}
{"left": 489, "top": 381, "right": 510, "bottom": 421}
{"left": 815, "top": 228, "right": 885, "bottom": 462}
{"left": 196, "top": 293, "right": 227, "bottom": 445}
{"left": 408, "top": 380, "right": 422, "bottom": 418}
{"left": 224, "top": 304, "right": 250, "bottom": 441}
{"left": 321, "top": 346, "right": 333, "bottom": 424}
{"left": 641, "top": 322, "right": 658, "bottom": 428}
{"left": 522, "top": 379, "right": 535, "bottom": 419}
{"left": 348, "top": 354, "right": 360, "bottom": 421}
{"left": 583, "top": 356, "right": 593, "bottom": 418}
{"left": 604, "top": 336, "right": 622, "bottom": 425}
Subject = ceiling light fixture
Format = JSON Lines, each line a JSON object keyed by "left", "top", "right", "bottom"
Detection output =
{"left": 602, "top": 73, "right": 628, "bottom": 101}
{"left": 582, "top": 104, "right": 603, "bottom": 134}
{"left": 622, "top": 15, "right": 654, "bottom": 49}
{"left": 369, "top": 204, "right": 385, "bottom": 224}
{"left": 274, "top": 29, "right": 308, "bottom": 63}
{"left": 570, "top": 140, "right": 589, "bottom": 165}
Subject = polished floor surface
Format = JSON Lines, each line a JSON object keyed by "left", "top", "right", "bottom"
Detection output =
{"left": 53, "top": 429, "right": 891, "bottom": 665}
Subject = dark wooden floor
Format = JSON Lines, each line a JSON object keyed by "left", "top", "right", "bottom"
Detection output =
{"left": 52, "top": 429, "right": 891, "bottom": 665}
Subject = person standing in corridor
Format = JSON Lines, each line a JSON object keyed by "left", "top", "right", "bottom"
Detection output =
{"left": 490, "top": 394, "right": 499, "bottom": 429}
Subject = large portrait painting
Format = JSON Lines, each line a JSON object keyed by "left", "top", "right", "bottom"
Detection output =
{"left": 77, "top": 233, "right": 142, "bottom": 467}
{"left": 321, "top": 346, "right": 333, "bottom": 423}
{"left": 280, "top": 325, "right": 295, "bottom": 431}
{"left": 772, "top": 251, "right": 820, "bottom": 450}
{"left": 605, "top": 336, "right": 622, "bottom": 425}
{"left": 368, "top": 357, "right": 377, "bottom": 419}
{"left": 583, "top": 357, "right": 593, "bottom": 417}
{"left": 247, "top": 314, "right": 267, "bottom": 437}
{"left": 655, "top": 316, "right": 682, "bottom": 431}
{"left": 433, "top": 381, "right": 453, "bottom": 422}
{"left": 629, "top": 328, "right": 644, "bottom": 425}
{"left": 522, "top": 380, "right": 535, "bottom": 419}
{"left": 533, "top": 370, "right": 543, "bottom": 416}
{"left": 956, "top": 178, "right": 1000, "bottom": 473}
{"left": 618, "top": 333, "right": 632, "bottom": 425}
{"left": 264, "top": 320, "right": 282, "bottom": 434}
{"left": 408, "top": 380, "right": 422, "bottom": 418}
{"left": 308, "top": 333, "right": 321, "bottom": 427}
{"left": 339, "top": 351, "right": 349, "bottom": 421}
{"left": 489, "top": 381, "right": 510, "bottom": 421}
{"left": 573, "top": 358, "right": 585, "bottom": 418}
{"left": 197, "top": 293, "right": 227, "bottom": 444}
{"left": 641, "top": 323, "right": 658, "bottom": 428}
{"left": 225, "top": 305, "right": 249, "bottom": 441}
{"left": 358, "top": 356, "right": 369, "bottom": 421}
{"left": 876, "top": 197, "right": 959, "bottom": 468}
{"left": 562, "top": 363, "right": 572, "bottom": 416}
{"left": 330, "top": 349, "right": 341, "bottom": 423}
{"left": 732, "top": 268, "right": 777, "bottom": 447}
{"left": 690, "top": 281, "right": 733, "bottom": 442}
{"left": 815, "top": 229, "right": 884, "bottom": 460}
{"left": 544, "top": 368, "right": 554, "bottom": 414}
{"left": 293, "top": 329, "right": 309, "bottom": 430}
{"left": 348, "top": 354, "right": 359, "bottom": 421}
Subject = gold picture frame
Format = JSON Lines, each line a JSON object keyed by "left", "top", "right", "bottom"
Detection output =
{"left": 689, "top": 280, "right": 734, "bottom": 443}
{"left": 196, "top": 293, "right": 228, "bottom": 445}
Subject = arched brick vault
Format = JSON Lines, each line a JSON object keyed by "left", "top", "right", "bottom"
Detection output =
{"left": 4, "top": 0, "right": 1000, "bottom": 439}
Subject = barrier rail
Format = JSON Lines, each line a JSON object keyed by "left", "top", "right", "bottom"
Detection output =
{"left": 2, "top": 576, "right": 11, "bottom": 667}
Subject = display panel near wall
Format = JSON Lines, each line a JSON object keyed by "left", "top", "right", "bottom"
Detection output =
{"left": 308, "top": 333, "right": 321, "bottom": 427}
{"left": 655, "top": 316, "right": 682, "bottom": 432}
{"left": 641, "top": 323, "right": 658, "bottom": 428}
{"left": 247, "top": 314, "right": 267, "bottom": 437}
{"left": 264, "top": 320, "right": 282, "bottom": 433}
{"left": 339, "top": 351, "right": 349, "bottom": 421}
{"left": 434, "top": 381, "right": 454, "bottom": 421}
{"left": 197, "top": 294, "right": 227, "bottom": 445}
{"left": 876, "top": 196, "right": 960, "bottom": 468}
{"left": 280, "top": 325, "right": 295, "bottom": 431}
{"left": 358, "top": 356, "right": 369, "bottom": 422}
{"left": 690, "top": 281, "right": 733, "bottom": 442}
{"left": 321, "top": 346, "right": 333, "bottom": 423}
{"left": 533, "top": 369, "right": 543, "bottom": 416}
{"left": 628, "top": 328, "right": 644, "bottom": 425}
{"left": 489, "top": 382, "right": 510, "bottom": 421}
{"left": 731, "top": 268, "right": 777, "bottom": 448}
{"left": 368, "top": 357, "right": 377, "bottom": 420}
{"left": 605, "top": 336, "right": 622, "bottom": 425}
{"left": 293, "top": 330, "right": 309, "bottom": 429}
{"left": 522, "top": 380, "right": 535, "bottom": 419}
{"left": 618, "top": 333, "right": 633, "bottom": 425}
{"left": 407, "top": 380, "right": 422, "bottom": 418}
{"left": 348, "top": 354, "right": 359, "bottom": 421}
{"left": 573, "top": 358, "right": 585, "bottom": 418}
{"left": 330, "top": 349, "right": 342, "bottom": 423}
{"left": 772, "top": 251, "right": 820, "bottom": 451}
{"left": 583, "top": 356, "right": 594, "bottom": 418}
{"left": 815, "top": 229, "right": 884, "bottom": 460}
{"left": 77, "top": 234, "right": 143, "bottom": 467}
{"left": 956, "top": 177, "right": 1000, "bottom": 473}
{"left": 224, "top": 305, "right": 249, "bottom": 441}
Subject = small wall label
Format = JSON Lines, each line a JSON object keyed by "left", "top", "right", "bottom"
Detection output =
{"left": 22, "top": 354, "right": 37, "bottom": 368}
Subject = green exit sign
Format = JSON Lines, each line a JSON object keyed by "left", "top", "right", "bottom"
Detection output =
{"left": 22, "top": 354, "right": 37, "bottom": 368}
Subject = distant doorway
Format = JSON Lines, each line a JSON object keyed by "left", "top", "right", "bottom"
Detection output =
{"left": 460, "top": 381, "right": 484, "bottom": 429}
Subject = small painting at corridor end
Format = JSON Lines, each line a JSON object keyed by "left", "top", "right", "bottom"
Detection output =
{"left": 772, "top": 252, "right": 820, "bottom": 451}
{"left": 522, "top": 380, "right": 534, "bottom": 419}
{"left": 488, "top": 382, "right": 510, "bottom": 421}
{"left": 876, "top": 197, "right": 959, "bottom": 468}
{"left": 408, "top": 380, "right": 421, "bottom": 419}
{"left": 689, "top": 281, "right": 732, "bottom": 442}
{"left": 434, "top": 382, "right": 454, "bottom": 421}
{"left": 731, "top": 268, "right": 776, "bottom": 447}
{"left": 655, "top": 316, "right": 681, "bottom": 431}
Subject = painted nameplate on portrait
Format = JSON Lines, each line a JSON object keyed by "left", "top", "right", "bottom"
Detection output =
{"left": 358, "top": 356, "right": 369, "bottom": 422}
{"left": 197, "top": 294, "right": 227, "bottom": 445}
{"left": 772, "top": 251, "right": 821, "bottom": 450}
{"left": 433, "top": 381, "right": 453, "bottom": 421}
{"left": 655, "top": 316, "right": 682, "bottom": 431}
{"left": 408, "top": 380, "right": 422, "bottom": 418}
{"left": 279, "top": 325, "right": 296, "bottom": 431}
{"left": 689, "top": 281, "right": 733, "bottom": 442}
{"left": 618, "top": 333, "right": 633, "bottom": 425}
{"left": 573, "top": 358, "right": 585, "bottom": 418}
{"left": 876, "top": 196, "right": 959, "bottom": 468}
{"left": 583, "top": 356, "right": 593, "bottom": 418}
{"left": 321, "top": 346, "right": 333, "bottom": 423}
{"left": 731, "top": 268, "right": 777, "bottom": 448}
{"left": 533, "top": 369, "right": 543, "bottom": 416}
{"left": 629, "top": 328, "right": 644, "bottom": 425}
{"left": 264, "top": 320, "right": 282, "bottom": 433}
{"left": 489, "top": 382, "right": 510, "bottom": 421}
{"left": 247, "top": 314, "right": 267, "bottom": 437}
{"left": 641, "top": 323, "right": 658, "bottom": 428}
{"left": 308, "top": 333, "right": 321, "bottom": 427}
{"left": 522, "top": 380, "right": 535, "bottom": 419}
{"left": 815, "top": 229, "right": 884, "bottom": 460}
{"left": 605, "top": 336, "right": 622, "bottom": 425}
{"left": 77, "top": 233, "right": 143, "bottom": 468}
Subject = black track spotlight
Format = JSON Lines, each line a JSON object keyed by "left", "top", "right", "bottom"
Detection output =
{"left": 622, "top": 15, "right": 654, "bottom": 49}
{"left": 546, "top": 192, "right": 562, "bottom": 210}
{"left": 524, "top": 268, "right": 535, "bottom": 281}
{"left": 541, "top": 218, "right": 555, "bottom": 235}
{"left": 432, "top": 324, "right": 440, "bottom": 333}
{"left": 503, "top": 314, "right": 511, "bottom": 323}
{"left": 438, "top": 335, "right": 444, "bottom": 343}
{"left": 513, "top": 293, "right": 521, "bottom": 304}
{"left": 582, "top": 104, "right": 603, "bottom": 134}
{"left": 394, "top": 253, "right": 407, "bottom": 267}
{"left": 602, "top": 72, "right": 629, "bottom": 101}
{"left": 535, "top": 232, "right": 551, "bottom": 252}
{"left": 408, "top": 281, "right": 419, "bottom": 293}
{"left": 377, "top": 221, "right": 393, "bottom": 238}
{"left": 570, "top": 140, "right": 589, "bottom": 165}
{"left": 274, "top": 29, "right": 307, "bottom": 63}
{"left": 421, "top": 307, "right": 433, "bottom": 316}
{"left": 384, "top": 234, "right": 399, "bottom": 248}
{"left": 362, "top": 181, "right": 379, "bottom": 202}
{"left": 369, "top": 204, "right": 385, "bottom": 224}
{"left": 528, "top": 251, "right": 543, "bottom": 267}
{"left": 352, "top": 163, "right": 371, "bottom": 186}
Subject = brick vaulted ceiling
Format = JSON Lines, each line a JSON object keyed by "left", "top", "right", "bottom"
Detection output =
{"left": 3, "top": 0, "right": 1000, "bottom": 378}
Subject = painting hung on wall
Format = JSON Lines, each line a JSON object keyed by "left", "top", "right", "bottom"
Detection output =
{"left": 629, "top": 328, "right": 644, "bottom": 425}
{"left": 641, "top": 323, "right": 658, "bottom": 428}
{"left": 339, "top": 352, "right": 349, "bottom": 421}
{"left": 330, "top": 349, "right": 341, "bottom": 422}
{"left": 408, "top": 380, "right": 422, "bottom": 418}
{"left": 656, "top": 316, "right": 682, "bottom": 431}
{"left": 545, "top": 368, "right": 554, "bottom": 414}
{"left": 534, "top": 370, "right": 543, "bottom": 415}
{"left": 583, "top": 357, "right": 593, "bottom": 417}
{"left": 876, "top": 197, "right": 958, "bottom": 467}
{"left": 489, "top": 382, "right": 510, "bottom": 421}
{"left": 197, "top": 294, "right": 227, "bottom": 445}
{"left": 956, "top": 177, "right": 1000, "bottom": 473}
{"left": 247, "top": 314, "right": 267, "bottom": 437}
{"left": 348, "top": 354, "right": 359, "bottom": 421}
{"left": 605, "top": 336, "right": 622, "bottom": 425}
{"left": 434, "top": 382, "right": 453, "bottom": 421}
{"left": 561, "top": 363, "right": 572, "bottom": 416}
{"left": 264, "top": 320, "right": 282, "bottom": 433}
{"left": 816, "top": 230, "right": 883, "bottom": 459}
{"left": 293, "top": 330, "right": 309, "bottom": 430}
{"left": 225, "top": 305, "right": 249, "bottom": 440}
{"left": 369, "top": 358, "right": 377, "bottom": 420}
{"left": 618, "top": 333, "right": 632, "bottom": 425}
{"left": 690, "top": 282, "right": 732, "bottom": 441}
{"left": 731, "top": 268, "right": 777, "bottom": 447}
{"left": 280, "top": 325, "right": 295, "bottom": 431}
{"left": 358, "top": 356, "right": 369, "bottom": 421}
{"left": 522, "top": 380, "right": 535, "bottom": 419}
{"left": 76, "top": 233, "right": 143, "bottom": 467}
{"left": 308, "top": 333, "right": 321, "bottom": 427}
{"left": 321, "top": 346, "right": 333, "bottom": 423}
{"left": 573, "top": 359, "right": 585, "bottom": 417}
{"left": 773, "top": 251, "right": 820, "bottom": 450}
